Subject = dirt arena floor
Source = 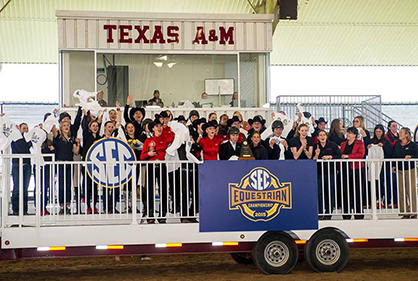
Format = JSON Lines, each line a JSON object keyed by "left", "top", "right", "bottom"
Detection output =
{"left": 1, "top": 248, "right": 418, "bottom": 280}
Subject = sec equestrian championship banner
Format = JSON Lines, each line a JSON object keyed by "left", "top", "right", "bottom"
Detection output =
{"left": 199, "top": 160, "right": 318, "bottom": 232}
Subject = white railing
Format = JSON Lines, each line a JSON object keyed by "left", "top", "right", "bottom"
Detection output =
{"left": 317, "top": 158, "right": 418, "bottom": 220}
{"left": 1, "top": 154, "right": 199, "bottom": 227}
{"left": 1, "top": 155, "right": 417, "bottom": 228}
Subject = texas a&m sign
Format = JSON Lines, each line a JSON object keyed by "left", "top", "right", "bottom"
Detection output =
{"left": 57, "top": 11, "right": 273, "bottom": 52}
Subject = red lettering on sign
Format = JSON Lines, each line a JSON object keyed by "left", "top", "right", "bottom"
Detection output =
{"left": 119, "top": 25, "right": 132, "bottom": 43}
{"left": 134, "top": 25, "right": 150, "bottom": 43}
{"left": 193, "top": 27, "right": 208, "bottom": 44}
{"left": 150, "top": 26, "right": 166, "bottom": 44}
{"left": 104, "top": 25, "right": 117, "bottom": 43}
{"left": 208, "top": 29, "right": 218, "bottom": 42}
{"left": 219, "top": 26, "right": 235, "bottom": 45}
{"left": 167, "top": 26, "right": 179, "bottom": 44}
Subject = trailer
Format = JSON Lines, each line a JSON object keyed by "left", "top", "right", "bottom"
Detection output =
{"left": 1, "top": 147, "right": 418, "bottom": 275}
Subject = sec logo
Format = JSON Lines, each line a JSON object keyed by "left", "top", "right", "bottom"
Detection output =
{"left": 229, "top": 167, "right": 291, "bottom": 222}
{"left": 86, "top": 137, "right": 136, "bottom": 188}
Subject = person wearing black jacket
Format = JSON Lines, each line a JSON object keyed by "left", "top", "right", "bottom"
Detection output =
{"left": 384, "top": 120, "right": 399, "bottom": 207}
{"left": 247, "top": 116, "right": 266, "bottom": 145}
{"left": 11, "top": 123, "right": 32, "bottom": 215}
{"left": 81, "top": 110, "right": 101, "bottom": 214}
{"left": 250, "top": 132, "right": 268, "bottom": 160}
{"left": 328, "top": 119, "right": 346, "bottom": 146}
{"left": 124, "top": 94, "right": 145, "bottom": 136}
{"left": 265, "top": 120, "right": 291, "bottom": 160}
{"left": 53, "top": 120, "right": 80, "bottom": 214}
{"left": 313, "top": 130, "right": 341, "bottom": 219}
{"left": 219, "top": 127, "right": 242, "bottom": 160}
{"left": 392, "top": 127, "right": 418, "bottom": 218}
{"left": 368, "top": 124, "right": 393, "bottom": 207}
{"left": 59, "top": 106, "right": 82, "bottom": 138}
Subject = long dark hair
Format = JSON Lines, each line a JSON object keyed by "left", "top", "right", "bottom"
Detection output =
{"left": 328, "top": 119, "right": 344, "bottom": 139}
{"left": 371, "top": 124, "right": 385, "bottom": 144}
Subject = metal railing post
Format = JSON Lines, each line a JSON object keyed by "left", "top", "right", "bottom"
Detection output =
{"left": 35, "top": 154, "right": 41, "bottom": 227}
{"left": 370, "top": 160, "right": 378, "bottom": 220}
{"left": 131, "top": 161, "right": 138, "bottom": 225}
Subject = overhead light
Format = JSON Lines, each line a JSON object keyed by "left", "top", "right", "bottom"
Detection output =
{"left": 157, "top": 55, "right": 168, "bottom": 61}
{"left": 154, "top": 62, "right": 163, "bottom": 68}
{"left": 167, "top": 62, "right": 176, "bottom": 68}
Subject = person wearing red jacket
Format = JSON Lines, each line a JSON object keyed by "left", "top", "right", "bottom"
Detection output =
{"left": 198, "top": 120, "right": 223, "bottom": 160}
{"left": 340, "top": 127, "right": 365, "bottom": 220}
{"left": 140, "top": 120, "right": 171, "bottom": 224}
{"left": 157, "top": 110, "right": 175, "bottom": 144}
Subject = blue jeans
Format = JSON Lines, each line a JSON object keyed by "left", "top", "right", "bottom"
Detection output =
{"left": 317, "top": 173, "right": 335, "bottom": 216}
{"left": 12, "top": 163, "right": 32, "bottom": 214}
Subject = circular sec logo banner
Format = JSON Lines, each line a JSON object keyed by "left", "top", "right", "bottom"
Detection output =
{"left": 86, "top": 137, "right": 136, "bottom": 188}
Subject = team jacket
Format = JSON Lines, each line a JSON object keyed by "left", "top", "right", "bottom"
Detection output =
{"left": 219, "top": 141, "right": 242, "bottom": 160}
{"left": 140, "top": 134, "right": 170, "bottom": 161}
{"left": 340, "top": 140, "right": 365, "bottom": 169}
{"left": 162, "top": 125, "right": 175, "bottom": 144}
{"left": 199, "top": 135, "right": 223, "bottom": 160}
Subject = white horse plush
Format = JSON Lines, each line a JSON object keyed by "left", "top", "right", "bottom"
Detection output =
{"left": 73, "top": 89, "right": 102, "bottom": 117}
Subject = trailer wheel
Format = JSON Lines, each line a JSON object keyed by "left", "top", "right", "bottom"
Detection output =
{"left": 253, "top": 232, "right": 298, "bottom": 275}
{"left": 304, "top": 228, "right": 349, "bottom": 273}
{"left": 230, "top": 253, "right": 254, "bottom": 264}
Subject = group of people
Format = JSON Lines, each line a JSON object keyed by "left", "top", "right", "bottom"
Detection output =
{"left": 8, "top": 98, "right": 418, "bottom": 222}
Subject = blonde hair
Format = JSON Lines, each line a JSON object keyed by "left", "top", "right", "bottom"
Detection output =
{"left": 354, "top": 116, "right": 366, "bottom": 131}
{"left": 294, "top": 123, "right": 308, "bottom": 138}
{"left": 233, "top": 111, "right": 243, "bottom": 122}
{"left": 400, "top": 127, "right": 412, "bottom": 142}
{"left": 59, "top": 120, "right": 71, "bottom": 141}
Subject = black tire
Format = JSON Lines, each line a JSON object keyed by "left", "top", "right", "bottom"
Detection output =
{"left": 304, "top": 228, "right": 349, "bottom": 273}
{"left": 230, "top": 253, "right": 254, "bottom": 264}
{"left": 252, "top": 232, "right": 298, "bottom": 275}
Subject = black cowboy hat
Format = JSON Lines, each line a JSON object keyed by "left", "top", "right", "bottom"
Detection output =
{"left": 159, "top": 111, "right": 169, "bottom": 118}
{"left": 174, "top": 115, "right": 187, "bottom": 122}
{"left": 192, "top": 117, "right": 207, "bottom": 129}
{"left": 248, "top": 116, "right": 266, "bottom": 126}
{"left": 59, "top": 112, "right": 71, "bottom": 123}
{"left": 129, "top": 107, "right": 146, "bottom": 121}
{"left": 148, "top": 119, "right": 162, "bottom": 132}
{"left": 202, "top": 120, "right": 218, "bottom": 133}
{"left": 315, "top": 117, "right": 327, "bottom": 124}
{"left": 227, "top": 116, "right": 240, "bottom": 127}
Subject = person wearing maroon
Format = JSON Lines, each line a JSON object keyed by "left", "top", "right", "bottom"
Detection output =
{"left": 198, "top": 121, "right": 223, "bottom": 161}
{"left": 384, "top": 120, "right": 399, "bottom": 207}
{"left": 140, "top": 120, "right": 171, "bottom": 224}
{"left": 340, "top": 127, "right": 365, "bottom": 220}
{"left": 385, "top": 120, "right": 399, "bottom": 147}
{"left": 392, "top": 127, "right": 418, "bottom": 218}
